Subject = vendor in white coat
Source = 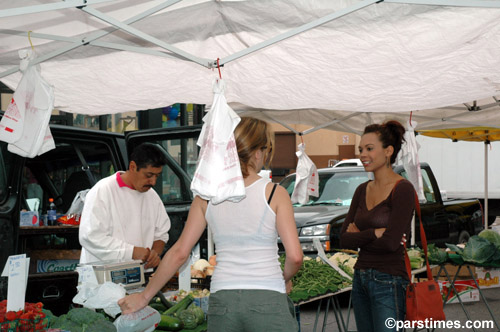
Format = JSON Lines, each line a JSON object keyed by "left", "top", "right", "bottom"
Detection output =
{"left": 79, "top": 143, "right": 171, "bottom": 269}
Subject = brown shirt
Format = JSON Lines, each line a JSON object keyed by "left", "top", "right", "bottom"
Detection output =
{"left": 340, "top": 180, "right": 415, "bottom": 278}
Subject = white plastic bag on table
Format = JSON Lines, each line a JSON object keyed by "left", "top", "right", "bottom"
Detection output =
{"left": 73, "top": 281, "right": 125, "bottom": 318}
{"left": 191, "top": 79, "right": 245, "bottom": 204}
{"left": 0, "top": 49, "right": 55, "bottom": 158}
{"left": 113, "top": 306, "right": 161, "bottom": 332}
{"left": 291, "top": 143, "right": 319, "bottom": 205}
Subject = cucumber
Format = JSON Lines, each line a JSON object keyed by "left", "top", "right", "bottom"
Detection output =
{"left": 149, "top": 302, "right": 168, "bottom": 312}
{"left": 163, "top": 294, "right": 194, "bottom": 316}
{"left": 157, "top": 314, "right": 184, "bottom": 331}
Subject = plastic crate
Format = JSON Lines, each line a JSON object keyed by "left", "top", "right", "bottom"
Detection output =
{"left": 0, "top": 316, "right": 50, "bottom": 332}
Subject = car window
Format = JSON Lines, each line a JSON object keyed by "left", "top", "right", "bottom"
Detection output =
{"left": 334, "top": 162, "right": 359, "bottom": 167}
{"left": 135, "top": 137, "right": 199, "bottom": 204}
{"left": 23, "top": 141, "right": 116, "bottom": 214}
{"left": 400, "top": 169, "right": 436, "bottom": 204}
{"left": 0, "top": 142, "right": 13, "bottom": 203}
{"left": 280, "top": 171, "right": 370, "bottom": 206}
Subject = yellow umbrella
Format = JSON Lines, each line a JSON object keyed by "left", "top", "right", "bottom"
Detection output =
{"left": 417, "top": 127, "right": 500, "bottom": 142}
{"left": 417, "top": 127, "right": 500, "bottom": 229}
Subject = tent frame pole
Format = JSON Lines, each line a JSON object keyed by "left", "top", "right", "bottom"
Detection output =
{"left": 81, "top": 6, "right": 212, "bottom": 67}
{"left": 212, "top": 0, "right": 379, "bottom": 67}
{"left": 484, "top": 141, "right": 489, "bottom": 229}
{"left": 0, "top": 0, "right": 184, "bottom": 79}
{"left": 385, "top": 0, "right": 500, "bottom": 8}
{"left": 0, "top": 29, "right": 181, "bottom": 60}
{"left": 0, "top": 0, "right": 113, "bottom": 18}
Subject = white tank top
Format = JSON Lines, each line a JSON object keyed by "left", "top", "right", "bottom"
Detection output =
{"left": 205, "top": 177, "right": 286, "bottom": 293}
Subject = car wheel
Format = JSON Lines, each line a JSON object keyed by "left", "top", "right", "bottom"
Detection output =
{"left": 458, "top": 230, "right": 470, "bottom": 244}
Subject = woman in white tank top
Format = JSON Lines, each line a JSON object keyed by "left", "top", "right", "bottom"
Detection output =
{"left": 119, "top": 117, "right": 303, "bottom": 332}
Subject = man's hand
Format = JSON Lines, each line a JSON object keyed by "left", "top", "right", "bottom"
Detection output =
{"left": 132, "top": 247, "right": 150, "bottom": 263}
{"left": 347, "top": 223, "right": 360, "bottom": 233}
{"left": 144, "top": 249, "right": 161, "bottom": 269}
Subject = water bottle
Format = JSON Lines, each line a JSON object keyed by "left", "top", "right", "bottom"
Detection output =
{"left": 47, "top": 198, "right": 57, "bottom": 226}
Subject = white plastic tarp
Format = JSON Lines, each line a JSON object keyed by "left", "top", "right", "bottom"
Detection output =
{"left": 0, "top": 0, "right": 500, "bottom": 122}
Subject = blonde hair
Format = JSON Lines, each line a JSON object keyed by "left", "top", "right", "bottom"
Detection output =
{"left": 234, "top": 117, "right": 274, "bottom": 178}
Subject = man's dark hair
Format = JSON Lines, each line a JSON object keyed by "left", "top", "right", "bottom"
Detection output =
{"left": 130, "top": 143, "right": 168, "bottom": 170}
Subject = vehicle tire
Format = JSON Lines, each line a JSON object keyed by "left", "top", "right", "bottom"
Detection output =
{"left": 458, "top": 230, "right": 470, "bottom": 244}
{"left": 488, "top": 215, "right": 497, "bottom": 226}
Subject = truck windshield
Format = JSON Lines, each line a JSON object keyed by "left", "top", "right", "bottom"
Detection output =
{"left": 280, "top": 171, "right": 370, "bottom": 206}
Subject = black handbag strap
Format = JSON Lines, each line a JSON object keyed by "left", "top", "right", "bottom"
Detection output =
{"left": 267, "top": 183, "right": 277, "bottom": 204}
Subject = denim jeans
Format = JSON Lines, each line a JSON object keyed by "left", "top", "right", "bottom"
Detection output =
{"left": 351, "top": 269, "right": 409, "bottom": 332}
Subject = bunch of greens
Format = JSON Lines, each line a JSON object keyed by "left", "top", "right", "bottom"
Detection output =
{"left": 427, "top": 244, "right": 448, "bottom": 265}
{"left": 280, "top": 256, "right": 350, "bottom": 303}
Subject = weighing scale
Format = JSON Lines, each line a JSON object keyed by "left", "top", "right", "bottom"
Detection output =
{"left": 83, "top": 260, "right": 145, "bottom": 289}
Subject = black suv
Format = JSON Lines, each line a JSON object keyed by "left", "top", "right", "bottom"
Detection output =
{"left": 0, "top": 118, "right": 202, "bottom": 314}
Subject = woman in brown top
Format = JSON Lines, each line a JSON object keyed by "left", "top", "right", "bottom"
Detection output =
{"left": 340, "top": 120, "right": 415, "bottom": 332}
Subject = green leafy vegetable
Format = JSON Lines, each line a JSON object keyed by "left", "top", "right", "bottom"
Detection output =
{"left": 479, "top": 230, "right": 500, "bottom": 248}
{"left": 428, "top": 244, "right": 448, "bottom": 265}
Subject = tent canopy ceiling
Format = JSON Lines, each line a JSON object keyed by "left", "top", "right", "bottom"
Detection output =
{"left": 1, "top": 0, "right": 500, "bottom": 134}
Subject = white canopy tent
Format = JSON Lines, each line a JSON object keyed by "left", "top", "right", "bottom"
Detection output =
{"left": 1, "top": 0, "right": 500, "bottom": 123}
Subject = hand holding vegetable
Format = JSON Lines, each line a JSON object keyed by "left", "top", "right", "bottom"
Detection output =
{"left": 118, "top": 292, "right": 149, "bottom": 315}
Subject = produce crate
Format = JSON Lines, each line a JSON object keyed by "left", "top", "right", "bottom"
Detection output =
{"left": 164, "top": 276, "right": 211, "bottom": 291}
{"left": 0, "top": 316, "right": 50, "bottom": 332}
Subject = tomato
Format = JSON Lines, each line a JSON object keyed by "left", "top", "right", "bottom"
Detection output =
{"left": 5, "top": 311, "right": 16, "bottom": 321}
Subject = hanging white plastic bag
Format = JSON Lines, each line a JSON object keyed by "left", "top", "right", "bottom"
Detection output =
{"left": 291, "top": 143, "right": 319, "bottom": 205}
{"left": 191, "top": 79, "right": 245, "bottom": 204}
{"left": 66, "top": 189, "right": 90, "bottom": 215}
{"left": 397, "top": 120, "right": 426, "bottom": 202}
{"left": 0, "top": 49, "right": 55, "bottom": 158}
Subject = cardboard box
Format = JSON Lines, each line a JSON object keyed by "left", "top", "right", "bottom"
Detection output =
{"left": 432, "top": 263, "right": 476, "bottom": 280}
{"left": 438, "top": 279, "right": 479, "bottom": 304}
{"left": 20, "top": 211, "right": 39, "bottom": 226}
{"left": 476, "top": 267, "right": 500, "bottom": 289}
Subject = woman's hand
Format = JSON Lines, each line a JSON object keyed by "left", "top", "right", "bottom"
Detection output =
{"left": 374, "top": 228, "right": 386, "bottom": 238}
{"left": 346, "top": 223, "right": 360, "bottom": 233}
{"left": 285, "top": 280, "right": 293, "bottom": 294}
{"left": 118, "top": 293, "right": 149, "bottom": 315}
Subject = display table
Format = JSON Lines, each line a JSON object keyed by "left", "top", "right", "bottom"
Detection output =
{"left": 295, "top": 286, "right": 353, "bottom": 332}
{"left": 434, "top": 263, "right": 500, "bottom": 332}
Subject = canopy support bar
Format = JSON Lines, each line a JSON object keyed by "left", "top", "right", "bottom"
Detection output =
{"left": 259, "top": 112, "right": 301, "bottom": 135}
{"left": 0, "top": 0, "right": 113, "bottom": 18}
{"left": 385, "top": 0, "right": 500, "bottom": 8}
{"left": 302, "top": 112, "right": 363, "bottom": 135}
{"left": 0, "top": 0, "right": 184, "bottom": 79}
{"left": 211, "top": 0, "right": 380, "bottom": 67}
{"left": 0, "top": 30, "right": 182, "bottom": 60}
{"left": 81, "top": 6, "right": 212, "bottom": 67}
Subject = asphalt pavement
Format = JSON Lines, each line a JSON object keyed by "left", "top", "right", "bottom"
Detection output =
{"left": 297, "top": 287, "right": 500, "bottom": 332}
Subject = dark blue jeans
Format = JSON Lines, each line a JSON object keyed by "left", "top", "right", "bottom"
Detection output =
{"left": 351, "top": 269, "right": 409, "bottom": 332}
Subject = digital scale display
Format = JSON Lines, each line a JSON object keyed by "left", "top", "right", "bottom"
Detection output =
{"left": 87, "top": 260, "right": 145, "bottom": 289}
{"left": 111, "top": 267, "right": 142, "bottom": 284}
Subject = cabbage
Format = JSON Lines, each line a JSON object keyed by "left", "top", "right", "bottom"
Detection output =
{"left": 479, "top": 230, "right": 500, "bottom": 249}
{"left": 454, "top": 236, "right": 496, "bottom": 265}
